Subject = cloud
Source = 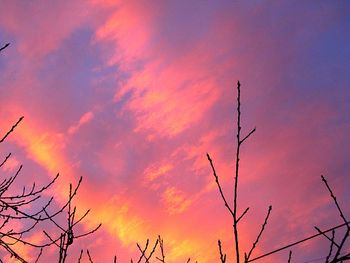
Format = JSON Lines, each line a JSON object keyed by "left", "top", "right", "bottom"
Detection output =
{"left": 162, "top": 186, "right": 193, "bottom": 215}
{"left": 143, "top": 162, "right": 173, "bottom": 190}
{"left": 93, "top": 1, "right": 223, "bottom": 138}
{"left": 68, "top": 111, "right": 94, "bottom": 135}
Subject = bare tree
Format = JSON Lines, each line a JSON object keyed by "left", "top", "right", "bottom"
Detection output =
{"left": 0, "top": 43, "right": 100, "bottom": 262}
{"left": 0, "top": 117, "right": 101, "bottom": 262}
{"left": 207, "top": 81, "right": 350, "bottom": 263}
{"left": 207, "top": 81, "right": 272, "bottom": 263}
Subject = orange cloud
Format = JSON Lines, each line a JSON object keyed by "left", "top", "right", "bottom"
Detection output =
{"left": 162, "top": 186, "right": 193, "bottom": 215}
{"left": 143, "top": 162, "right": 173, "bottom": 183}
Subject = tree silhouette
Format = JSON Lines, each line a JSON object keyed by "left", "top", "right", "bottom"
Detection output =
{"left": 207, "top": 81, "right": 272, "bottom": 263}
{"left": 207, "top": 81, "right": 350, "bottom": 263}
{"left": 0, "top": 43, "right": 100, "bottom": 262}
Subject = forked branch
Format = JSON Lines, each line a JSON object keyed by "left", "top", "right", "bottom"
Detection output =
{"left": 208, "top": 81, "right": 259, "bottom": 263}
{"left": 245, "top": 205, "right": 272, "bottom": 262}
{"left": 218, "top": 240, "right": 226, "bottom": 263}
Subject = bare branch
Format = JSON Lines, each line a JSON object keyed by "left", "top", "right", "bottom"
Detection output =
{"left": 208, "top": 81, "right": 258, "bottom": 263}
{"left": 0, "top": 43, "right": 10, "bottom": 52}
{"left": 146, "top": 239, "right": 159, "bottom": 262}
{"left": 218, "top": 240, "right": 226, "bottom": 263}
{"left": 34, "top": 248, "right": 43, "bottom": 263}
{"left": 240, "top": 128, "right": 256, "bottom": 145}
{"left": 0, "top": 153, "right": 11, "bottom": 168}
{"left": 326, "top": 230, "right": 335, "bottom": 263}
{"left": 137, "top": 239, "right": 149, "bottom": 263}
{"left": 87, "top": 249, "right": 94, "bottom": 263}
{"left": 321, "top": 176, "right": 348, "bottom": 226}
{"left": 0, "top": 240, "right": 27, "bottom": 263}
{"left": 75, "top": 223, "right": 102, "bottom": 239}
{"left": 0, "top": 117, "right": 24, "bottom": 143}
{"left": 245, "top": 206, "right": 272, "bottom": 261}
{"left": 78, "top": 249, "right": 83, "bottom": 263}
{"left": 156, "top": 235, "right": 165, "bottom": 263}
{"left": 207, "top": 153, "right": 234, "bottom": 217}
{"left": 237, "top": 207, "right": 250, "bottom": 223}
{"left": 233, "top": 80, "right": 242, "bottom": 263}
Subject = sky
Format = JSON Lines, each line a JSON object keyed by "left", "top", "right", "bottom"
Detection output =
{"left": 0, "top": 1, "right": 350, "bottom": 262}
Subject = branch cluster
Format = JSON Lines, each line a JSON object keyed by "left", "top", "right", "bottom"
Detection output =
{"left": 0, "top": 118, "right": 100, "bottom": 262}
{"left": 207, "top": 81, "right": 271, "bottom": 263}
{"left": 207, "top": 81, "right": 350, "bottom": 263}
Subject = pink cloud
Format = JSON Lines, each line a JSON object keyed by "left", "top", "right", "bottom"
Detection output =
{"left": 68, "top": 111, "right": 94, "bottom": 134}
{"left": 162, "top": 186, "right": 193, "bottom": 215}
{"left": 93, "top": 1, "right": 224, "bottom": 138}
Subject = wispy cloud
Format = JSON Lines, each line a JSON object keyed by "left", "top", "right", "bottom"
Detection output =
{"left": 68, "top": 111, "right": 94, "bottom": 134}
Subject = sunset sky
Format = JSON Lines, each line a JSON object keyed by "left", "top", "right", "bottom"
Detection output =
{"left": 0, "top": 1, "right": 350, "bottom": 262}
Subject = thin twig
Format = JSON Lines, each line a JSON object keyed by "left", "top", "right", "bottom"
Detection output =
{"left": 34, "top": 248, "right": 43, "bottom": 263}
{"left": 0, "top": 153, "right": 11, "bottom": 167}
{"left": 0, "top": 117, "right": 24, "bottom": 143}
{"left": 146, "top": 239, "right": 159, "bottom": 262}
{"left": 237, "top": 207, "right": 250, "bottom": 223}
{"left": 321, "top": 176, "right": 348, "bottom": 226}
{"left": 207, "top": 153, "right": 234, "bottom": 217}
{"left": 218, "top": 240, "right": 226, "bottom": 263}
{"left": 326, "top": 230, "right": 335, "bottom": 263}
{"left": 87, "top": 249, "right": 94, "bottom": 263}
{"left": 137, "top": 239, "right": 149, "bottom": 263}
{"left": 240, "top": 128, "right": 256, "bottom": 145}
{"left": 156, "top": 235, "right": 165, "bottom": 263}
{"left": 78, "top": 249, "right": 83, "bottom": 263}
{"left": 245, "top": 206, "right": 272, "bottom": 261}
{"left": 0, "top": 43, "right": 10, "bottom": 52}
